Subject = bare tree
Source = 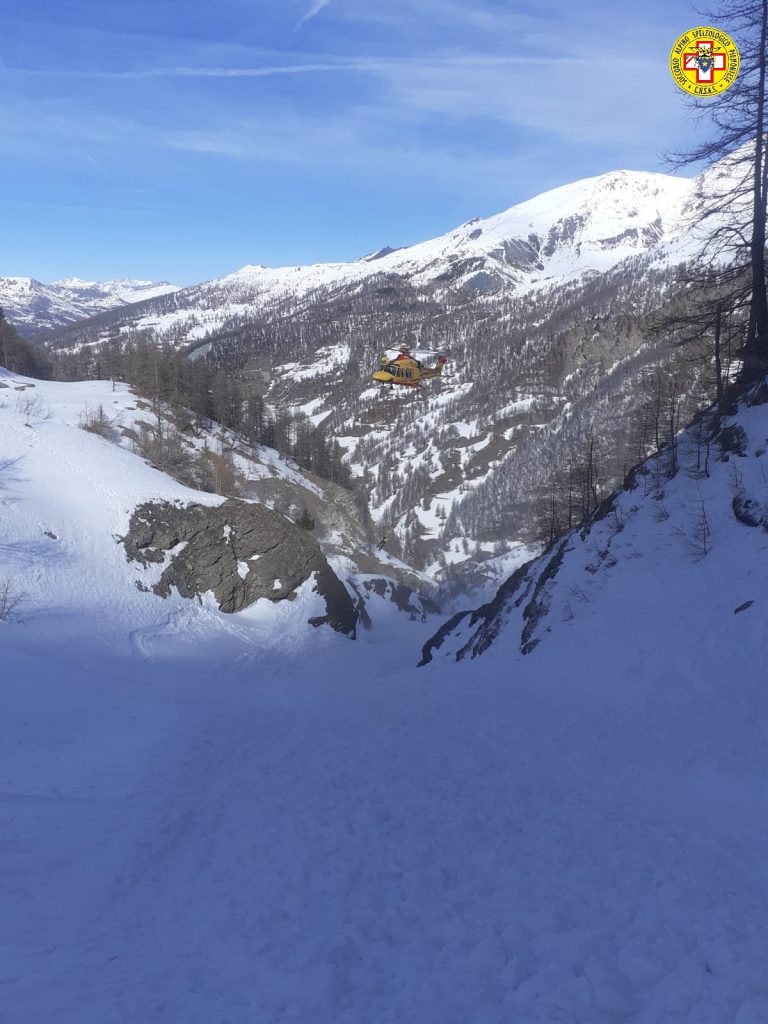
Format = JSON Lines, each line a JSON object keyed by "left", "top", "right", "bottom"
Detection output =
{"left": 79, "top": 403, "right": 118, "bottom": 439}
{"left": 688, "top": 486, "right": 713, "bottom": 558}
{"left": 668, "top": 0, "right": 768, "bottom": 378}
{"left": 0, "top": 578, "right": 25, "bottom": 620}
{"left": 652, "top": 268, "right": 745, "bottom": 409}
{"left": 15, "top": 393, "right": 50, "bottom": 427}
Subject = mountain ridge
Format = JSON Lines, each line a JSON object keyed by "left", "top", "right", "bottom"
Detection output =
{"left": 0, "top": 276, "right": 181, "bottom": 335}
{"left": 5, "top": 166, "right": 696, "bottom": 340}
{"left": 116, "top": 166, "right": 698, "bottom": 340}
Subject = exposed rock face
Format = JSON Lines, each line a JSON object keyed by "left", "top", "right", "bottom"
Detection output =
{"left": 122, "top": 498, "right": 358, "bottom": 635}
{"left": 732, "top": 494, "right": 768, "bottom": 530}
{"left": 242, "top": 466, "right": 439, "bottom": 605}
{"left": 497, "top": 237, "right": 542, "bottom": 270}
{"left": 355, "top": 577, "right": 440, "bottom": 619}
{"left": 418, "top": 555, "right": 542, "bottom": 667}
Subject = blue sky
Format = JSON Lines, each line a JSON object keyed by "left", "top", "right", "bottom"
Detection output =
{"left": 2, "top": 0, "right": 705, "bottom": 284}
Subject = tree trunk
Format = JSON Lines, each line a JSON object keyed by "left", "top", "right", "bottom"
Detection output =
{"left": 714, "top": 302, "right": 723, "bottom": 406}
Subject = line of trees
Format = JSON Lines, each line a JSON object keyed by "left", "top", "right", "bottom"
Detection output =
{"left": 0, "top": 309, "right": 52, "bottom": 378}
{"left": 45, "top": 333, "right": 352, "bottom": 486}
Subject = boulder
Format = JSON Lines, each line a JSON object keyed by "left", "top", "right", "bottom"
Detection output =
{"left": 122, "top": 498, "right": 357, "bottom": 635}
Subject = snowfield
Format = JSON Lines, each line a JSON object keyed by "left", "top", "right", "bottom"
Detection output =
{"left": 1, "top": 372, "right": 766, "bottom": 1023}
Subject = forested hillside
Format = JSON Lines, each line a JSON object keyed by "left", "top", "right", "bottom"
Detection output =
{"left": 37, "top": 253, "right": 726, "bottom": 583}
{"left": 23, "top": 163, "right": 743, "bottom": 584}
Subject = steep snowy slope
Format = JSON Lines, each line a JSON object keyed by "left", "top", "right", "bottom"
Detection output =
{"left": 0, "top": 371, "right": 268, "bottom": 654}
{"left": 0, "top": 276, "right": 180, "bottom": 335}
{"left": 423, "top": 383, "right": 768, "bottom": 666}
{"left": 2, "top": 370, "right": 766, "bottom": 1023}
{"left": 0, "top": 371, "right": 431, "bottom": 650}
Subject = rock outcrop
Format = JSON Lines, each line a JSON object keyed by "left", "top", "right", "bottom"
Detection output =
{"left": 122, "top": 498, "right": 357, "bottom": 635}
{"left": 354, "top": 577, "right": 440, "bottom": 620}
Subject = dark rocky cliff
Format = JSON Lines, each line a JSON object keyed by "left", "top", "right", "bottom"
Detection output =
{"left": 122, "top": 497, "right": 358, "bottom": 635}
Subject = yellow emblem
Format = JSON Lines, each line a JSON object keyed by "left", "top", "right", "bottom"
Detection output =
{"left": 669, "top": 26, "right": 739, "bottom": 96}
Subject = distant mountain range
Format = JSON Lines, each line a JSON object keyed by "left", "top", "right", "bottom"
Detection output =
{"left": 4, "top": 167, "right": 700, "bottom": 339}
{"left": 35, "top": 168, "right": 700, "bottom": 343}
{"left": 0, "top": 277, "right": 181, "bottom": 335}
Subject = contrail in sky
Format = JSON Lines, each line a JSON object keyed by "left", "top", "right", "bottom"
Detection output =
{"left": 0, "top": 45, "right": 109, "bottom": 178}
{"left": 297, "top": 0, "right": 331, "bottom": 29}
{"left": 48, "top": 116, "right": 111, "bottom": 178}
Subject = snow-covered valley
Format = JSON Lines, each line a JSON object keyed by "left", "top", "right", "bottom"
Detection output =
{"left": 2, "top": 370, "right": 767, "bottom": 1022}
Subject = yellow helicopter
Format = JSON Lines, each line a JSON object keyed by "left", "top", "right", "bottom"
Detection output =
{"left": 372, "top": 346, "right": 447, "bottom": 389}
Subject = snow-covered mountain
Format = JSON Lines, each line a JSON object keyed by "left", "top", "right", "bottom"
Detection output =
{"left": 0, "top": 276, "right": 181, "bottom": 335}
{"left": 371, "top": 168, "right": 693, "bottom": 288}
{"left": 35, "top": 169, "right": 694, "bottom": 346}
{"left": 203, "top": 168, "right": 693, "bottom": 307}
{"left": 3, "top": 366, "right": 766, "bottom": 1023}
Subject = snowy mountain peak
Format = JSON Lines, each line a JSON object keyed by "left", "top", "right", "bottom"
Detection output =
{"left": 359, "top": 246, "right": 403, "bottom": 263}
{"left": 51, "top": 276, "right": 174, "bottom": 291}
{"left": 0, "top": 276, "right": 41, "bottom": 293}
{"left": 151, "top": 166, "right": 695, "bottom": 326}
{"left": 228, "top": 264, "right": 269, "bottom": 277}
{"left": 310, "top": 166, "right": 689, "bottom": 295}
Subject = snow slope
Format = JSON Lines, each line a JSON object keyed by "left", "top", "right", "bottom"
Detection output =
{"left": 0, "top": 276, "right": 180, "bottom": 335}
{"left": 379, "top": 169, "right": 692, "bottom": 286}
{"left": 2, "top": 371, "right": 767, "bottom": 1023}
{"left": 0, "top": 372, "right": 223, "bottom": 654}
{"left": 0, "top": 372, "right": 370, "bottom": 656}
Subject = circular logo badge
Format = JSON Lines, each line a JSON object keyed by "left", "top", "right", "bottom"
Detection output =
{"left": 669, "top": 26, "right": 740, "bottom": 96}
